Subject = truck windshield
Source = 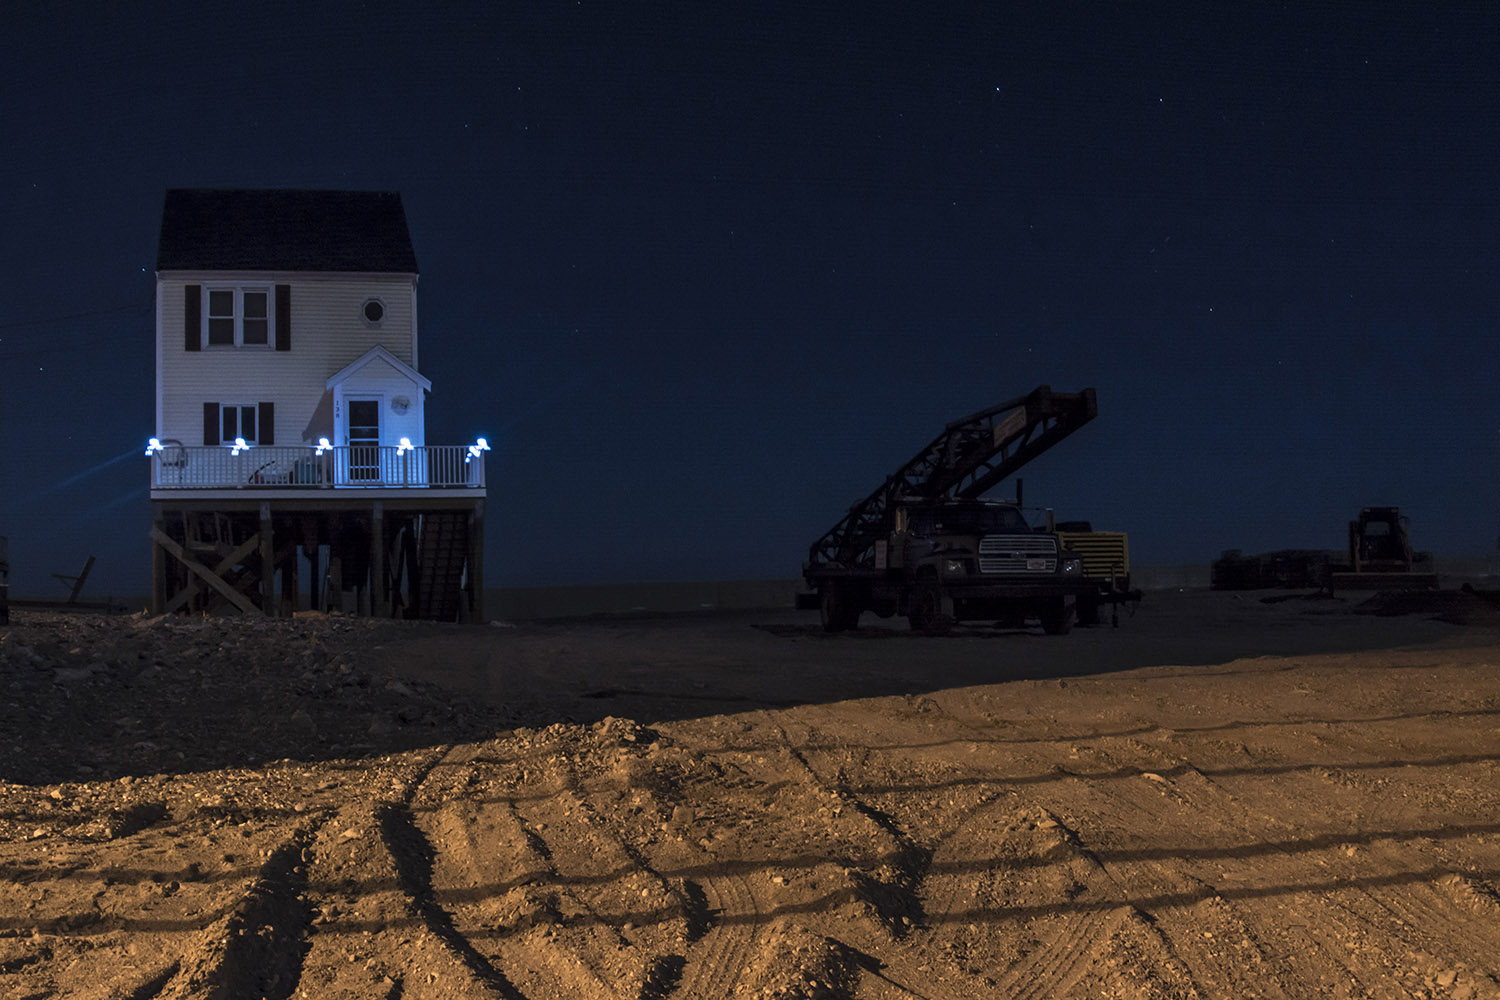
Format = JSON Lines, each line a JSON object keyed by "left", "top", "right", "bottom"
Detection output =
{"left": 916, "top": 506, "right": 1030, "bottom": 536}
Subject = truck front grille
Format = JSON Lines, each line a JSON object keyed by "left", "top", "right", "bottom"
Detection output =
{"left": 978, "top": 535, "right": 1057, "bottom": 573}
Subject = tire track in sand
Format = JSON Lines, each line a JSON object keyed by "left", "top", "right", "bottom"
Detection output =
{"left": 288, "top": 744, "right": 528, "bottom": 998}
{"left": 826, "top": 695, "right": 1218, "bottom": 997}
{"left": 377, "top": 800, "right": 529, "bottom": 998}
{"left": 669, "top": 856, "right": 760, "bottom": 1000}
{"left": 160, "top": 819, "right": 322, "bottom": 1000}
{"left": 764, "top": 711, "right": 979, "bottom": 999}
{"left": 1106, "top": 749, "right": 1500, "bottom": 995}
{"left": 402, "top": 739, "right": 641, "bottom": 999}
{"left": 412, "top": 732, "right": 708, "bottom": 998}
{"left": 542, "top": 742, "right": 727, "bottom": 998}
{"left": 1011, "top": 740, "right": 1305, "bottom": 997}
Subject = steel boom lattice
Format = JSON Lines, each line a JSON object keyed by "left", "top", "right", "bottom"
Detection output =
{"left": 808, "top": 385, "right": 1097, "bottom": 569}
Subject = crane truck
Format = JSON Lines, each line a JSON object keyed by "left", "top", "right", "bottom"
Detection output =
{"left": 800, "top": 386, "right": 1137, "bottom": 635}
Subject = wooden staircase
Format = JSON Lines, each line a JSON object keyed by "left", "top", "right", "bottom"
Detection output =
{"left": 416, "top": 512, "right": 468, "bottom": 621}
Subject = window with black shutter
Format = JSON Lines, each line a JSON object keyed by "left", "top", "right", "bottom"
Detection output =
{"left": 258, "top": 402, "right": 275, "bottom": 445}
{"left": 204, "top": 404, "right": 263, "bottom": 445}
{"left": 185, "top": 285, "right": 201, "bottom": 352}
{"left": 275, "top": 285, "right": 290, "bottom": 351}
{"left": 193, "top": 286, "right": 278, "bottom": 348}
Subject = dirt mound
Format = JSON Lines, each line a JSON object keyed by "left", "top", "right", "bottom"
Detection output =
{"left": 1354, "top": 587, "right": 1500, "bottom": 625}
{"left": 0, "top": 610, "right": 505, "bottom": 786}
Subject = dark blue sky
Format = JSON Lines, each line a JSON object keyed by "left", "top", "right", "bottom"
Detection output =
{"left": 2, "top": 1, "right": 1497, "bottom": 597}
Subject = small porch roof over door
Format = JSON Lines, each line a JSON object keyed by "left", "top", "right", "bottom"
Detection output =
{"left": 327, "top": 345, "right": 431, "bottom": 394}
{"left": 326, "top": 345, "right": 432, "bottom": 450}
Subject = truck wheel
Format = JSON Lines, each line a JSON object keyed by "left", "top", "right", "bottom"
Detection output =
{"left": 820, "top": 585, "right": 859, "bottom": 633}
{"left": 908, "top": 579, "right": 953, "bottom": 636}
{"left": 1040, "top": 597, "right": 1074, "bottom": 635}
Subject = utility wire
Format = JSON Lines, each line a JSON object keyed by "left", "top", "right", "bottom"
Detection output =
{"left": 0, "top": 304, "right": 151, "bottom": 332}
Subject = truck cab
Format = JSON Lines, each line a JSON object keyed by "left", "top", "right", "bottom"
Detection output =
{"left": 877, "top": 500, "right": 1086, "bottom": 633}
{"left": 890, "top": 501, "right": 1066, "bottom": 574}
{"left": 811, "top": 498, "right": 1090, "bottom": 635}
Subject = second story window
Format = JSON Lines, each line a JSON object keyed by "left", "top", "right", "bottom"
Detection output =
{"left": 185, "top": 283, "right": 289, "bottom": 353}
{"left": 207, "top": 290, "right": 234, "bottom": 345}
{"left": 242, "top": 291, "right": 268, "bottom": 345}
{"left": 221, "top": 403, "right": 257, "bottom": 443}
{"left": 204, "top": 286, "right": 272, "bottom": 348}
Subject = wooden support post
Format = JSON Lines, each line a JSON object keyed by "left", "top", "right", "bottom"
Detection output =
{"left": 371, "top": 501, "right": 386, "bottom": 618}
{"left": 405, "top": 518, "right": 421, "bottom": 619}
{"left": 259, "top": 502, "right": 275, "bottom": 618}
{"left": 0, "top": 535, "right": 9, "bottom": 627}
{"left": 470, "top": 499, "right": 485, "bottom": 622}
{"left": 309, "top": 545, "right": 320, "bottom": 612}
{"left": 150, "top": 507, "right": 166, "bottom": 615}
{"left": 328, "top": 556, "right": 343, "bottom": 613}
{"left": 281, "top": 545, "right": 297, "bottom": 616}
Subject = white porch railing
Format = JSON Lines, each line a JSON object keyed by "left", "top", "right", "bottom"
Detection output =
{"left": 149, "top": 444, "right": 486, "bottom": 489}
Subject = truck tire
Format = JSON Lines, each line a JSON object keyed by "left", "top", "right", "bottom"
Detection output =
{"left": 1040, "top": 597, "right": 1073, "bottom": 635}
{"left": 908, "top": 579, "right": 953, "bottom": 636}
{"left": 820, "top": 584, "right": 860, "bottom": 633}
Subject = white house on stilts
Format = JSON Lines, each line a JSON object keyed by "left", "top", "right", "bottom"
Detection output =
{"left": 147, "top": 189, "right": 487, "bottom": 619}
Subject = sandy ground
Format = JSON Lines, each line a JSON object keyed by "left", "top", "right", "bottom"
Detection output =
{"left": 2, "top": 588, "right": 1500, "bottom": 999}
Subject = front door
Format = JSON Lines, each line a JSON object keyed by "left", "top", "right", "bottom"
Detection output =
{"left": 347, "top": 399, "right": 381, "bottom": 481}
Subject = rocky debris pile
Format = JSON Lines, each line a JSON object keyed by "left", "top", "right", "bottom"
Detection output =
{"left": 0, "top": 610, "right": 503, "bottom": 786}
{"left": 733, "top": 918, "right": 864, "bottom": 998}
{"left": 1354, "top": 588, "right": 1500, "bottom": 625}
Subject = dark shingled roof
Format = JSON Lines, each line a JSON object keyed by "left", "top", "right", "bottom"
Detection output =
{"left": 156, "top": 189, "right": 418, "bottom": 273}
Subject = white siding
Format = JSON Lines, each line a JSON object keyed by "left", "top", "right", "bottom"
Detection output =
{"left": 156, "top": 272, "right": 418, "bottom": 447}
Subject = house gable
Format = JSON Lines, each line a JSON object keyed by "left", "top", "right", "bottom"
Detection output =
{"left": 326, "top": 345, "right": 432, "bottom": 392}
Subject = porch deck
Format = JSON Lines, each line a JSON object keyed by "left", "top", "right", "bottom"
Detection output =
{"left": 148, "top": 443, "right": 486, "bottom": 494}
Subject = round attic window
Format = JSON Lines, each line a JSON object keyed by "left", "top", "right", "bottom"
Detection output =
{"left": 362, "top": 299, "right": 385, "bottom": 325}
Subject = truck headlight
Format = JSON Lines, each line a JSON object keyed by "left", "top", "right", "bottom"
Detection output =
{"left": 1062, "top": 558, "right": 1083, "bottom": 575}
{"left": 943, "top": 558, "right": 969, "bottom": 576}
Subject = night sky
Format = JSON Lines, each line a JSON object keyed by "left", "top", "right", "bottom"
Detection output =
{"left": 2, "top": 2, "right": 1497, "bottom": 599}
